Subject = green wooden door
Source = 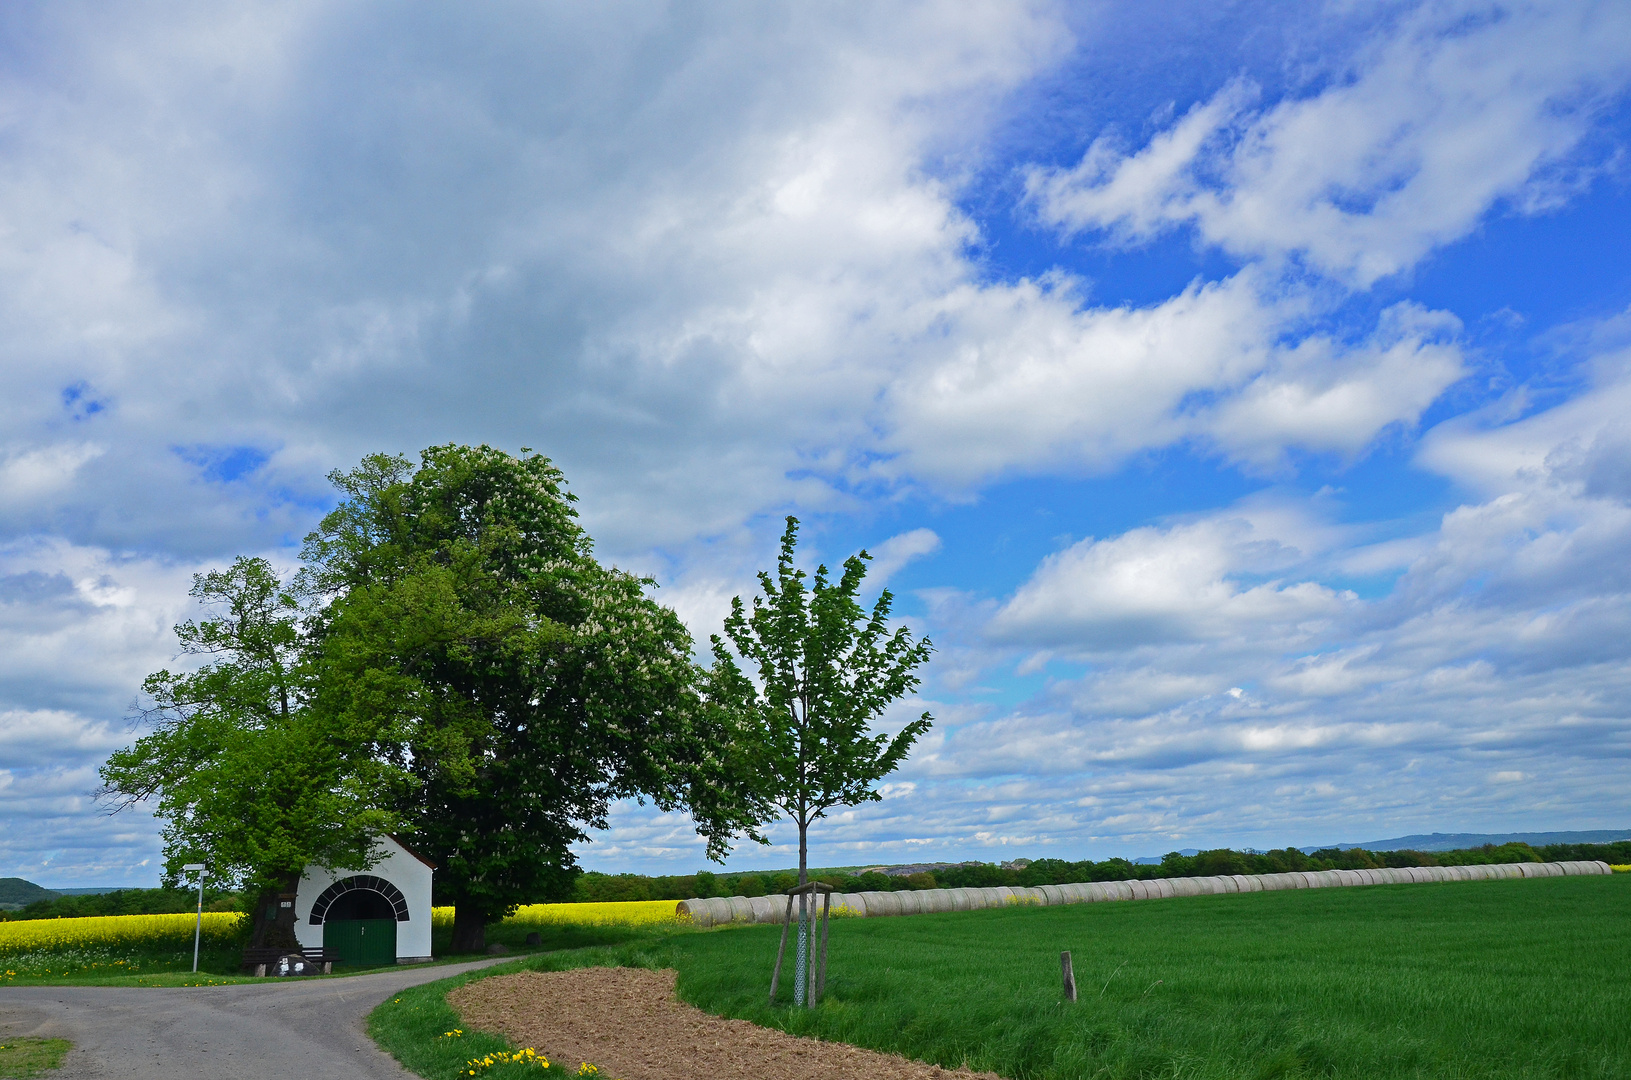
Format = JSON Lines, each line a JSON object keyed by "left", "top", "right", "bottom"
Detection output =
{"left": 323, "top": 918, "right": 397, "bottom": 968}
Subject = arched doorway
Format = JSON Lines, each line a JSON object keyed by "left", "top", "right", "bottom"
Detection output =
{"left": 309, "top": 875, "right": 407, "bottom": 968}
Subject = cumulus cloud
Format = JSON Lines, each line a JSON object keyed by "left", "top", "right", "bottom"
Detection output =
{"left": 0, "top": 444, "right": 106, "bottom": 501}
{"left": 989, "top": 499, "right": 1353, "bottom": 651}
{"left": 0, "top": 0, "right": 1487, "bottom": 568}
{"left": 866, "top": 528, "right": 943, "bottom": 585}
{"left": 2, "top": 2, "right": 1628, "bottom": 878}
{"left": 1029, "top": 0, "right": 1631, "bottom": 285}
{"left": 876, "top": 342, "right": 1631, "bottom": 858}
{"left": 878, "top": 273, "right": 1466, "bottom": 482}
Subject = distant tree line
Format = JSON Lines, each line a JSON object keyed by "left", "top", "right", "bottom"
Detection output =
{"left": 0, "top": 885, "right": 241, "bottom": 922}
{"left": 5, "top": 840, "right": 1623, "bottom": 921}
{"left": 567, "top": 840, "right": 1631, "bottom": 902}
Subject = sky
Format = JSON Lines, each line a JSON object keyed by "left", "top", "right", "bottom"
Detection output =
{"left": 2, "top": 0, "right": 1630, "bottom": 886}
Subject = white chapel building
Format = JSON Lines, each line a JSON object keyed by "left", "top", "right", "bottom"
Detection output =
{"left": 292, "top": 834, "right": 434, "bottom": 966}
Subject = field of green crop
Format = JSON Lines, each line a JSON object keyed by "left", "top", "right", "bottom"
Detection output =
{"left": 499, "top": 873, "right": 1630, "bottom": 1080}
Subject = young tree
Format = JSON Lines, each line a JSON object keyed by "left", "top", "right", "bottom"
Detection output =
{"left": 304, "top": 444, "right": 747, "bottom": 951}
{"left": 98, "top": 557, "right": 402, "bottom": 950}
{"left": 703, "top": 516, "right": 933, "bottom": 998}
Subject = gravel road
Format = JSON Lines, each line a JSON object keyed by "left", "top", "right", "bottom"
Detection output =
{"left": 0, "top": 957, "right": 511, "bottom": 1079}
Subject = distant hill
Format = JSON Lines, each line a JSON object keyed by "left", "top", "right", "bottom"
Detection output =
{"left": 0, "top": 877, "right": 60, "bottom": 908}
{"left": 1318, "top": 829, "right": 1631, "bottom": 853}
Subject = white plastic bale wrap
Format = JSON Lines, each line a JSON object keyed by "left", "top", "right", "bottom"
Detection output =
{"left": 676, "top": 860, "right": 1612, "bottom": 927}
{"left": 861, "top": 891, "right": 897, "bottom": 916}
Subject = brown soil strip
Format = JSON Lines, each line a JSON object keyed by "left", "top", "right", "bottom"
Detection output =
{"left": 448, "top": 966, "right": 1000, "bottom": 1080}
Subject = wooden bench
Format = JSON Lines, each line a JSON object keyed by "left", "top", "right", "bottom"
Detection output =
{"left": 241, "top": 946, "right": 343, "bottom": 976}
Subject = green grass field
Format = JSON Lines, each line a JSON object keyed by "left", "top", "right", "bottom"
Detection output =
{"left": 415, "top": 873, "right": 1631, "bottom": 1080}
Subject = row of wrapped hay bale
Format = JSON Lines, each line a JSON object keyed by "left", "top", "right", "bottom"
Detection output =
{"left": 675, "top": 860, "right": 1612, "bottom": 928}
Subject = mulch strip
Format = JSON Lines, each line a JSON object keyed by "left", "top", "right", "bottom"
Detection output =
{"left": 448, "top": 966, "right": 1001, "bottom": 1080}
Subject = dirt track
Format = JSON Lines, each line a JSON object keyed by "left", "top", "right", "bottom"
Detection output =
{"left": 450, "top": 966, "right": 1000, "bottom": 1080}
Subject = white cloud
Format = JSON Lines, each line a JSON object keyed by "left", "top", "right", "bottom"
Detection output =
{"left": 878, "top": 273, "right": 1466, "bottom": 483}
{"left": 1029, "top": 0, "right": 1631, "bottom": 285}
{"left": 866, "top": 528, "right": 942, "bottom": 585}
{"left": 1200, "top": 303, "right": 1465, "bottom": 465}
{"left": 0, "top": 540, "right": 200, "bottom": 718}
{"left": 1, "top": 2, "right": 1628, "bottom": 878}
{"left": 989, "top": 502, "right": 1353, "bottom": 650}
{"left": 881, "top": 337, "right": 1631, "bottom": 856}
{"left": 0, "top": 0, "right": 1491, "bottom": 566}
{"left": 0, "top": 445, "right": 106, "bottom": 501}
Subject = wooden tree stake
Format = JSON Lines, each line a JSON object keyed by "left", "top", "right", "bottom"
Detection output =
{"left": 768, "top": 893, "right": 795, "bottom": 1006}
{"left": 772, "top": 881, "right": 836, "bottom": 1008}
{"left": 815, "top": 891, "right": 831, "bottom": 1003}
{"left": 1061, "top": 950, "right": 1077, "bottom": 1001}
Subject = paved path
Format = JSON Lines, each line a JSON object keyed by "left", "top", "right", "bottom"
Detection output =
{"left": 0, "top": 957, "right": 512, "bottom": 1079}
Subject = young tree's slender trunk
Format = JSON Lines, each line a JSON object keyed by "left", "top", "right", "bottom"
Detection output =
{"left": 798, "top": 812, "right": 808, "bottom": 887}
{"left": 248, "top": 871, "right": 303, "bottom": 950}
{"left": 451, "top": 903, "right": 487, "bottom": 953}
{"left": 795, "top": 810, "right": 810, "bottom": 1006}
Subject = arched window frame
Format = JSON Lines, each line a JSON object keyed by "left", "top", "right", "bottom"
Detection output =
{"left": 308, "top": 875, "right": 411, "bottom": 923}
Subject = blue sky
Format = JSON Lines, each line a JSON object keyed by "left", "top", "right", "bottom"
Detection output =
{"left": 2, "top": 0, "right": 1630, "bottom": 886}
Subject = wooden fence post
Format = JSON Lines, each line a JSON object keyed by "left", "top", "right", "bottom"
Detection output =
{"left": 815, "top": 891, "right": 831, "bottom": 1003}
{"left": 768, "top": 893, "right": 795, "bottom": 1006}
{"left": 1061, "top": 950, "right": 1077, "bottom": 1001}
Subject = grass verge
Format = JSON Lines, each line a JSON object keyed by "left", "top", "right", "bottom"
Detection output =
{"left": 0, "top": 1038, "right": 71, "bottom": 1078}
{"left": 382, "top": 873, "right": 1631, "bottom": 1080}
{"left": 370, "top": 926, "right": 675, "bottom": 1078}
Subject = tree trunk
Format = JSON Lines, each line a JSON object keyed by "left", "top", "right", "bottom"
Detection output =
{"left": 451, "top": 903, "right": 487, "bottom": 953}
{"left": 248, "top": 872, "right": 303, "bottom": 951}
{"left": 795, "top": 813, "right": 809, "bottom": 1006}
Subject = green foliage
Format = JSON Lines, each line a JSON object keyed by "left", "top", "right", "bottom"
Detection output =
{"left": 0, "top": 887, "right": 240, "bottom": 922}
{"left": 99, "top": 445, "right": 757, "bottom": 953}
{"left": 1534, "top": 839, "right": 1631, "bottom": 863}
{"left": 97, "top": 556, "right": 402, "bottom": 934}
{"left": 306, "top": 445, "right": 739, "bottom": 941}
{"left": 548, "top": 840, "right": 1631, "bottom": 902}
{"left": 703, "top": 516, "right": 933, "bottom": 879}
{"left": 0, "top": 880, "right": 57, "bottom": 909}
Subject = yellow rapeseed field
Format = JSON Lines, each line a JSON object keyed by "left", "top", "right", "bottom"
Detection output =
{"left": 430, "top": 900, "right": 683, "bottom": 931}
{"left": 0, "top": 912, "right": 244, "bottom": 953}
{"left": 1611, "top": 864, "right": 1630, "bottom": 873}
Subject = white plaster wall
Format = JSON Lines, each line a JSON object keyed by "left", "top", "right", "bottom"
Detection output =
{"left": 293, "top": 835, "right": 434, "bottom": 962}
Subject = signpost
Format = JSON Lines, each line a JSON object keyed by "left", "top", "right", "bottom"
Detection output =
{"left": 183, "top": 863, "right": 206, "bottom": 973}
